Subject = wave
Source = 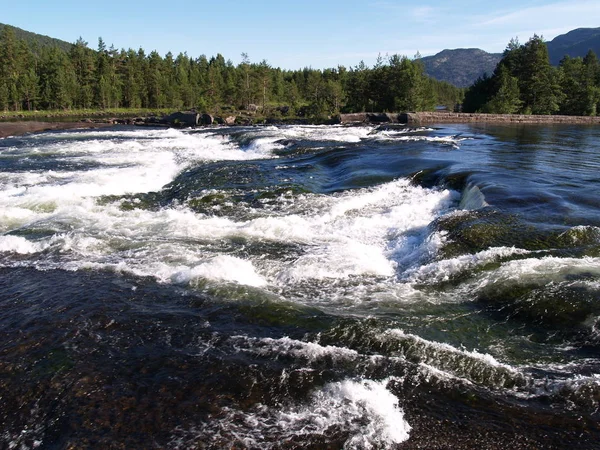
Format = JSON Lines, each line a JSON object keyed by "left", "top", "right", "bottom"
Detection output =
{"left": 168, "top": 377, "right": 410, "bottom": 449}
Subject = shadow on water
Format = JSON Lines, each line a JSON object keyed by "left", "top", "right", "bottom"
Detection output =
{"left": 2, "top": 124, "right": 600, "bottom": 448}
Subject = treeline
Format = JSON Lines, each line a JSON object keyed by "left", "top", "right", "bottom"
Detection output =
{"left": 463, "top": 35, "right": 600, "bottom": 115}
{"left": 0, "top": 25, "right": 463, "bottom": 117}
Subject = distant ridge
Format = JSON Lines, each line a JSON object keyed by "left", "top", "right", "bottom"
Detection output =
{"left": 546, "top": 27, "right": 600, "bottom": 65}
{"left": 420, "top": 49, "right": 502, "bottom": 88}
{"left": 0, "top": 23, "right": 72, "bottom": 53}
{"left": 420, "top": 28, "right": 600, "bottom": 87}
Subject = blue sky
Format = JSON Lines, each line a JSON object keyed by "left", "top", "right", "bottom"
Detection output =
{"left": 4, "top": 1, "right": 600, "bottom": 69}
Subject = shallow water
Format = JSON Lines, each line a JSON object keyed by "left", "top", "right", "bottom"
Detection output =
{"left": 1, "top": 123, "right": 599, "bottom": 448}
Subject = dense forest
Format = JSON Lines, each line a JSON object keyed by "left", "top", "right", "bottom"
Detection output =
{"left": 0, "top": 25, "right": 463, "bottom": 118}
{"left": 463, "top": 35, "right": 600, "bottom": 115}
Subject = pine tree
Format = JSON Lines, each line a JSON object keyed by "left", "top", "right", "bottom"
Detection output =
{"left": 346, "top": 61, "right": 370, "bottom": 112}
{"left": 0, "top": 26, "right": 20, "bottom": 110}
{"left": 558, "top": 55, "right": 600, "bottom": 115}
{"left": 257, "top": 60, "right": 270, "bottom": 112}
{"left": 583, "top": 50, "right": 600, "bottom": 115}
{"left": 239, "top": 52, "right": 252, "bottom": 109}
{"left": 70, "top": 37, "right": 95, "bottom": 108}
{"left": 518, "top": 35, "right": 562, "bottom": 115}
{"left": 38, "top": 46, "right": 76, "bottom": 109}
{"left": 483, "top": 65, "right": 522, "bottom": 113}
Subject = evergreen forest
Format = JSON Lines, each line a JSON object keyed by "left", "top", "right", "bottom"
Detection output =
{"left": 3, "top": 24, "right": 600, "bottom": 118}
{"left": 463, "top": 35, "right": 600, "bottom": 115}
{"left": 0, "top": 25, "right": 462, "bottom": 118}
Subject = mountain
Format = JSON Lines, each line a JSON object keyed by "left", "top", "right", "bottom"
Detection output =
{"left": 0, "top": 23, "right": 72, "bottom": 53}
{"left": 420, "top": 49, "right": 502, "bottom": 88}
{"left": 421, "top": 29, "right": 600, "bottom": 88}
{"left": 546, "top": 27, "right": 600, "bottom": 65}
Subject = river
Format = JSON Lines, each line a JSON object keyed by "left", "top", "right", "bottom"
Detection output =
{"left": 1, "top": 123, "right": 599, "bottom": 449}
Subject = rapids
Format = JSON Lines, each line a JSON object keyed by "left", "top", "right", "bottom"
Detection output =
{"left": 0, "top": 123, "right": 599, "bottom": 448}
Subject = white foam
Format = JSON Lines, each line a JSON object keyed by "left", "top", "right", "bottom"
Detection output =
{"left": 0, "top": 176, "right": 457, "bottom": 289}
{"left": 170, "top": 377, "right": 410, "bottom": 449}
{"left": 0, "top": 235, "right": 49, "bottom": 254}
{"left": 278, "top": 239, "right": 396, "bottom": 281}
{"left": 168, "top": 255, "right": 267, "bottom": 287}
{"left": 376, "top": 329, "right": 525, "bottom": 389}
{"left": 406, "top": 246, "right": 531, "bottom": 284}
{"left": 244, "top": 124, "right": 375, "bottom": 144}
{"left": 236, "top": 335, "right": 360, "bottom": 362}
{"left": 474, "top": 256, "right": 600, "bottom": 289}
{"left": 374, "top": 134, "right": 470, "bottom": 148}
{"left": 0, "top": 126, "right": 462, "bottom": 293}
{"left": 382, "top": 329, "right": 515, "bottom": 370}
{"left": 285, "top": 378, "right": 411, "bottom": 448}
{"left": 376, "top": 127, "right": 435, "bottom": 136}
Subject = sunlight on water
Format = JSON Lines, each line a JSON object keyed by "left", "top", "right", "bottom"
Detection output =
{"left": 1, "top": 124, "right": 599, "bottom": 448}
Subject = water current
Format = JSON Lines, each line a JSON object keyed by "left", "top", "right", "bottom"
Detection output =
{"left": 0, "top": 123, "right": 599, "bottom": 449}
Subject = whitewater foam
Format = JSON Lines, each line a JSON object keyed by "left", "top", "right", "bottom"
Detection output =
{"left": 1, "top": 126, "right": 459, "bottom": 293}
{"left": 169, "top": 377, "right": 410, "bottom": 449}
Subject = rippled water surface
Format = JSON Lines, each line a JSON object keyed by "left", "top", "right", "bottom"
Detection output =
{"left": 1, "top": 123, "right": 599, "bottom": 449}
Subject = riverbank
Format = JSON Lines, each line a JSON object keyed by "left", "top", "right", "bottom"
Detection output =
{"left": 338, "top": 111, "right": 600, "bottom": 125}
{"left": 0, "top": 121, "right": 114, "bottom": 138}
{"left": 405, "top": 111, "right": 600, "bottom": 124}
{"left": 3, "top": 110, "right": 600, "bottom": 139}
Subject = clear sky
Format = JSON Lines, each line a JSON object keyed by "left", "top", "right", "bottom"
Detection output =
{"left": 3, "top": 0, "right": 600, "bottom": 69}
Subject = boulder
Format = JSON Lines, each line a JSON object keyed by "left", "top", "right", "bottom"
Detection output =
{"left": 165, "top": 111, "right": 200, "bottom": 127}
{"left": 224, "top": 115, "right": 236, "bottom": 125}
{"left": 200, "top": 113, "right": 213, "bottom": 125}
{"left": 339, "top": 112, "right": 402, "bottom": 124}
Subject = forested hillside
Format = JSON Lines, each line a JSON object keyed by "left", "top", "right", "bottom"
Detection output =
{"left": 420, "top": 29, "right": 600, "bottom": 88}
{"left": 0, "top": 23, "right": 71, "bottom": 53}
{"left": 462, "top": 35, "right": 600, "bottom": 116}
{"left": 547, "top": 27, "right": 600, "bottom": 66}
{"left": 421, "top": 49, "right": 502, "bottom": 88}
{"left": 0, "top": 25, "right": 463, "bottom": 117}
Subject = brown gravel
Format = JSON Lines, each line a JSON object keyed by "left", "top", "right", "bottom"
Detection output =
{"left": 0, "top": 121, "right": 113, "bottom": 139}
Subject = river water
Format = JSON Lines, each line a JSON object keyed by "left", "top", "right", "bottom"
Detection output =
{"left": 0, "top": 123, "right": 599, "bottom": 449}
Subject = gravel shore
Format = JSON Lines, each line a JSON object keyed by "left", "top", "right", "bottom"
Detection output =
{"left": 0, "top": 121, "right": 113, "bottom": 138}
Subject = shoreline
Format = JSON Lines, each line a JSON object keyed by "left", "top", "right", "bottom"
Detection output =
{"left": 405, "top": 111, "right": 600, "bottom": 124}
{"left": 3, "top": 110, "right": 600, "bottom": 139}
{"left": 0, "top": 121, "right": 114, "bottom": 139}
{"left": 339, "top": 111, "right": 600, "bottom": 125}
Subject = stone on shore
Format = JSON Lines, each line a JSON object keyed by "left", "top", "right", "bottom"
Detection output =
{"left": 338, "top": 113, "right": 403, "bottom": 124}
{"left": 165, "top": 111, "right": 200, "bottom": 127}
{"left": 200, "top": 113, "right": 213, "bottom": 125}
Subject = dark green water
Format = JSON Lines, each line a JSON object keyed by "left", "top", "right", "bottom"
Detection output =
{"left": 0, "top": 124, "right": 599, "bottom": 448}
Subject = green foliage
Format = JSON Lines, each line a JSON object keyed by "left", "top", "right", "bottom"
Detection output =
{"left": 482, "top": 65, "right": 522, "bottom": 114}
{"left": 343, "top": 54, "right": 450, "bottom": 113}
{"left": 461, "top": 74, "right": 493, "bottom": 113}
{"left": 0, "top": 23, "right": 72, "bottom": 53}
{"left": 558, "top": 53, "right": 600, "bottom": 115}
{"left": 0, "top": 24, "right": 462, "bottom": 115}
{"left": 463, "top": 34, "right": 600, "bottom": 116}
{"left": 517, "top": 36, "right": 562, "bottom": 114}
